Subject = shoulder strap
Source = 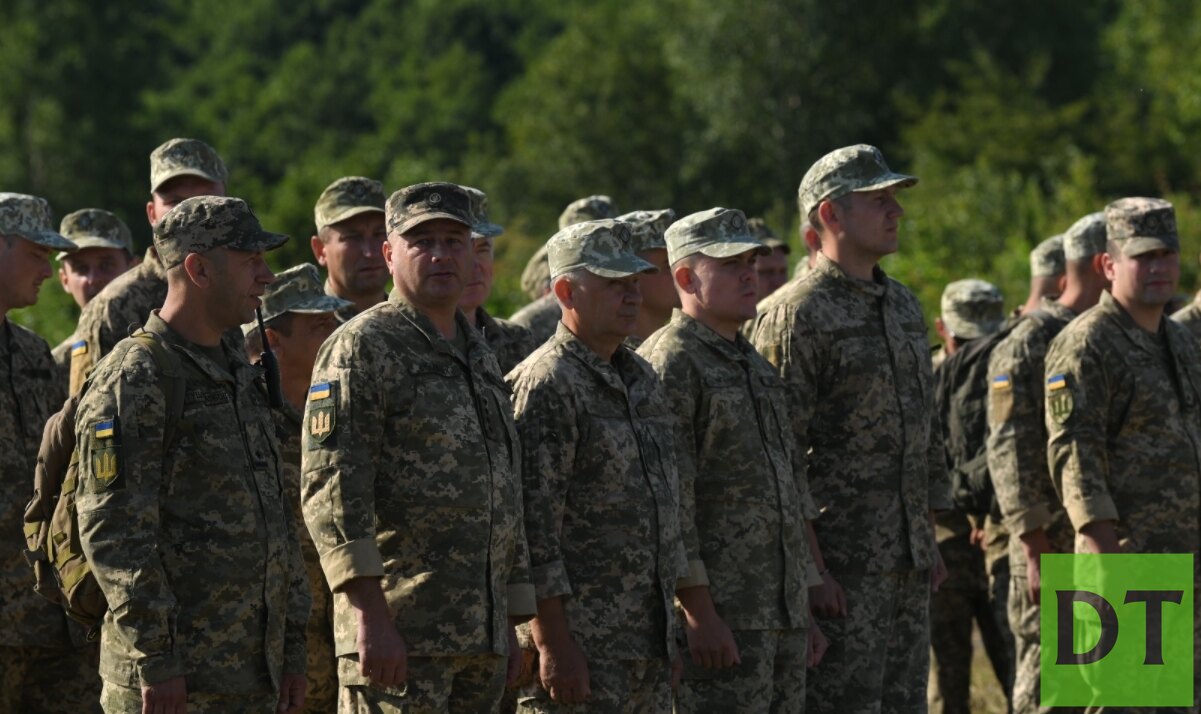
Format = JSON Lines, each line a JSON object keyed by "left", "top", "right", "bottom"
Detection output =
{"left": 130, "top": 333, "right": 187, "bottom": 449}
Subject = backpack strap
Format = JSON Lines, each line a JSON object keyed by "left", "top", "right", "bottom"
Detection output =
{"left": 130, "top": 332, "right": 187, "bottom": 448}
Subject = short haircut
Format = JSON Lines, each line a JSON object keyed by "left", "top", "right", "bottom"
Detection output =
{"left": 808, "top": 194, "right": 852, "bottom": 234}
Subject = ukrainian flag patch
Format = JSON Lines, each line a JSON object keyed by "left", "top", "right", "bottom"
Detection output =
{"left": 1047, "top": 374, "right": 1067, "bottom": 392}
{"left": 70, "top": 340, "right": 88, "bottom": 357}
{"left": 991, "top": 375, "right": 1012, "bottom": 391}
{"left": 309, "top": 382, "right": 332, "bottom": 401}
{"left": 94, "top": 419, "right": 115, "bottom": 439}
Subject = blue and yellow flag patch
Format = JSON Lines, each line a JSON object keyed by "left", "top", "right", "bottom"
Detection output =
{"left": 70, "top": 340, "right": 88, "bottom": 357}
{"left": 94, "top": 419, "right": 115, "bottom": 439}
{"left": 991, "top": 375, "right": 1012, "bottom": 391}
{"left": 309, "top": 382, "right": 332, "bottom": 401}
{"left": 1047, "top": 374, "right": 1068, "bottom": 392}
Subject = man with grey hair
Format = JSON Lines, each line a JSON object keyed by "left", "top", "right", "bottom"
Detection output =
{"left": 751, "top": 144, "right": 950, "bottom": 713}
{"left": 987, "top": 211, "right": 1109, "bottom": 714}
{"left": 1016, "top": 235, "right": 1066, "bottom": 318}
{"left": 309, "top": 176, "right": 388, "bottom": 323}
{"left": 508, "top": 219, "right": 687, "bottom": 712}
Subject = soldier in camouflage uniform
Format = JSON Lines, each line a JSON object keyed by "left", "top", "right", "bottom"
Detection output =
{"left": 638, "top": 208, "right": 828, "bottom": 712}
{"left": 69, "top": 138, "right": 228, "bottom": 394}
{"left": 1046, "top": 198, "right": 1201, "bottom": 714}
{"left": 309, "top": 176, "right": 389, "bottom": 324}
{"left": 510, "top": 196, "right": 619, "bottom": 345}
{"left": 987, "top": 211, "right": 1109, "bottom": 714}
{"left": 301, "top": 182, "right": 535, "bottom": 712}
{"left": 750, "top": 144, "right": 951, "bottom": 714}
{"left": 746, "top": 217, "right": 790, "bottom": 301}
{"left": 1016, "top": 235, "right": 1066, "bottom": 318}
{"left": 619, "top": 208, "right": 678, "bottom": 347}
{"left": 459, "top": 186, "right": 539, "bottom": 374}
{"left": 1171, "top": 248, "right": 1201, "bottom": 341}
{"left": 0, "top": 194, "right": 103, "bottom": 713}
{"left": 75, "top": 196, "right": 310, "bottom": 713}
{"left": 51, "top": 209, "right": 138, "bottom": 381}
{"left": 243, "top": 263, "right": 350, "bottom": 713}
{"left": 928, "top": 279, "right": 1012, "bottom": 714}
{"left": 508, "top": 219, "right": 688, "bottom": 713}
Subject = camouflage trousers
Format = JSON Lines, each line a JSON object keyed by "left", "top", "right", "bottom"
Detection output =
{"left": 99, "top": 679, "right": 277, "bottom": 713}
{"left": 807, "top": 568, "right": 930, "bottom": 714}
{"left": 0, "top": 644, "right": 101, "bottom": 713}
{"left": 301, "top": 562, "right": 337, "bottom": 713}
{"left": 675, "top": 627, "right": 808, "bottom": 713}
{"left": 516, "top": 656, "right": 672, "bottom": 713}
{"left": 928, "top": 534, "right": 1013, "bottom": 714}
{"left": 338, "top": 654, "right": 506, "bottom": 713}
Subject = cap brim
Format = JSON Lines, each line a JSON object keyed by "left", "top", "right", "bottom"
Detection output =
{"left": 473, "top": 221, "right": 504, "bottom": 238}
{"left": 152, "top": 168, "right": 223, "bottom": 193}
{"left": 242, "top": 295, "right": 352, "bottom": 334}
{"left": 230, "top": 230, "right": 290, "bottom": 253}
{"left": 21, "top": 230, "right": 77, "bottom": 252}
{"left": 1119, "top": 236, "right": 1179, "bottom": 257}
{"left": 322, "top": 205, "right": 384, "bottom": 230}
{"left": 948, "top": 318, "right": 1004, "bottom": 341}
{"left": 57, "top": 236, "right": 129, "bottom": 260}
{"left": 697, "top": 239, "right": 771, "bottom": 259}
{"left": 395, "top": 212, "right": 472, "bottom": 235}
{"left": 852, "top": 172, "right": 919, "bottom": 195}
{"left": 586, "top": 253, "right": 658, "bottom": 278}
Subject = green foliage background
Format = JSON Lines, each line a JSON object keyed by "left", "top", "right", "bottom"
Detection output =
{"left": 5, "top": 0, "right": 1201, "bottom": 343}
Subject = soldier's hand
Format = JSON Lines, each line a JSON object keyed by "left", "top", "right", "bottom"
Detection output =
{"left": 1019, "top": 527, "right": 1053, "bottom": 602}
{"left": 683, "top": 610, "right": 741, "bottom": 669}
{"left": 141, "top": 675, "right": 187, "bottom": 714}
{"left": 506, "top": 625, "right": 524, "bottom": 687}
{"left": 539, "top": 635, "right": 591, "bottom": 705}
{"left": 356, "top": 613, "right": 407, "bottom": 688}
{"left": 810, "top": 571, "right": 847, "bottom": 617}
{"left": 276, "top": 673, "right": 307, "bottom": 714}
{"left": 930, "top": 544, "right": 948, "bottom": 593}
{"left": 807, "top": 618, "right": 829, "bottom": 667}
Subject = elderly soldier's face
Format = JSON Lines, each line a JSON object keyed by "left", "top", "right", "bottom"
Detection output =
{"left": 756, "top": 248, "right": 789, "bottom": 300}
{"left": 1105, "top": 247, "right": 1179, "bottom": 308}
{"left": 59, "top": 247, "right": 134, "bottom": 307}
{"left": 0, "top": 236, "right": 53, "bottom": 311}
{"left": 207, "top": 247, "right": 275, "bottom": 326}
{"left": 314, "top": 212, "right": 388, "bottom": 298}
{"left": 835, "top": 187, "right": 904, "bottom": 258}
{"left": 147, "top": 176, "right": 225, "bottom": 226}
{"left": 689, "top": 251, "right": 760, "bottom": 322}
{"left": 387, "top": 218, "right": 473, "bottom": 310}
{"left": 566, "top": 270, "right": 642, "bottom": 339}
{"left": 637, "top": 248, "right": 680, "bottom": 312}
{"left": 460, "top": 237, "right": 495, "bottom": 312}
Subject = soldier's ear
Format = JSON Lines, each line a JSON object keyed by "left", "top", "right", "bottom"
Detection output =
{"left": 552, "top": 275, "right": 574, "bottom": 309}
{"left": 182, "top": 252, "right": 211, "bottom": 288}
{"left": 673, "top": 264, "right": 695, "bottom": 294}
{"left": 310, "top": 234, "right": 327, "bottom": 265}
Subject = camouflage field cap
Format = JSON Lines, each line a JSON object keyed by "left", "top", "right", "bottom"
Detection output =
{"left": 154, "top": 196, "right": 288, "bottom": 268}
{"left": 462, "top": 185, "right": 504, "bottom": 239}
{"left": 797, "top": 144, "right": 917, "bottom": 219}
{"left": 149, "top": 138, "right": 228, "bottom": 193}
{"left": 314, "top": 176, "right": 386, "bottom": 230}
{"left": 748, "top": 217, "right": 788, "bottom": 251}
{"left": 941, "top": 278, "right": 1005, "bottom": 340}
{"left": 1105, "top": 197, "right": 1179, "bottom": 256}
{"left": 241, "top": 263, "right": 351, "bottom": 333}
{"left": 618, "top": 209, "right": 676, "bottom": 252}
{"left": 386, "top": 182, "right": 473, "bottom": 236}
{"left": 548, "top": 219, "right": 656, "bottom": 280}
{"left": 0, "top": 193, "right": 76, "bottom": 251}
{"left": 58, "top": 208, "right": 133, "bottom": 259}
{"left": 1063, "top": 212, "right": 1107, "bottom": 261}
{"left": 665, "top": 207, "right": 769, "bottom": 265}
{"left": 520, "top": 245, "right": 552, "bottom": 299}
{"left": 1030, "top": 234, "right": 1065, "bottom": 277}
{"left": 558, "top": 195, "right": 619, "bottom": 230}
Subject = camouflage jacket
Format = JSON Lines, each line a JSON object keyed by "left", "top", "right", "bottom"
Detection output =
{"left": 985, "top": 299, "right": 1075, "bottom": 558}
{"left": 51, "top": 333, "right": 74, "bottom": 391}
{"left": 750, "top": 254, "right": 950, "bottom": 574}
{"left": 474, "top": 307, "right": 538, "bottom": 376}
{"left": 75, "top": 312, "right": 310, "bottom": 691}
{"left": 509, "top": 323, "right": 688, "bottom": 660}
{"left": 0, "top": 319, "right": 73, "bottom": 648}
{"left": 1046, "top": 292, "right": 1201, "bottom": 555}
{"left": 509, "top": 292, "right": 561, "bottom": 347}
{"left": 301, "top": 292, "right": 535, "bottom": 665}
{"left": 1171, "top": 291, "right": 1201, "bottom": 344}
{"left": 639, "top": 311, "right": 817, "bottom": 631}
{"left": 69, "top": 248, "right": 167, "bottom": 394}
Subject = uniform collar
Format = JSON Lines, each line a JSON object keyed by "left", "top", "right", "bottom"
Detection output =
{"left": 813, "top": 253, "right": 888, "bottom": 298}
{"left": 1097, "top": 291, "right": 1167, "bottom": 356}
{"left": 387, "top": 290, "right": 489, "bottom": 368}
{"left": 142, "top": 311, "right": 256, "bottom": 385}
{"left": 671, "top": 309, "right": 749, "bottom": 363}
{"left": 552, "top": 321, "right": 639, "bottom": 396}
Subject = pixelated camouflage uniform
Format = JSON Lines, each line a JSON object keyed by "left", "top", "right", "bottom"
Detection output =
{"left": 508, "top": 323, "right": 688, "bottom": 713}
{"left": 639, "top": 310, "right": 819, "bottom": 713}
{"left": 510, "top": 292, "right": 561, "bottom": 347}
{"left": 474, "top": 306, "right": 538, "bottom": 375}
{"left": 1171, "top": 292, "right": 1201, "bottom": 344}
{"left": 301, "top": 293, "right": 535, "bottom": 712}
{"left": 75, "top": 312, "right": 310, "bottom": 710}
{"left": 751, "top": 254, "right": 951, "bottom": 714}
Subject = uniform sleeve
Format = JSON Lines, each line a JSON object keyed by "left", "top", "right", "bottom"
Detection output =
{"left": 986, "top": 333, "right": 1055, "bottom": 536}
{"left": 510, "top": 375, "right": 577, "bottom": 601}
{"left": 301, "top": 332, "right": 387, "bottom": 591}
{"left": 282, "top": 492, "right": 312, "bottom": 673}
{"left": 924, "top": 348, "right": 952, "bottom": 511}
{"left": 500, "top": 390, "right": 537, "bottom": 619}
{"left": 1045, "top": 336, "right": 1118, "bottom": 530}
{"left": 75, "top": 346, "right": 182, "bottom": 685}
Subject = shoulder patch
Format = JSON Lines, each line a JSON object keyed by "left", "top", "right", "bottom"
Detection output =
{"left": 307, "top": 381, "right": 337, "bottom": 444}
{"left": 1047, "top": 373, "right": 1073, "bottom": 423}
{"left": 71, "top": 340, "right": 89, "bottom": 357}
{"left": 991, "top": 375, "right": 1012, "bottom": 391}
{"left": 89, "top": 417, "right": 122, "bottom": 490}
{"left": 309, "top": 382, "right": 333, "bottom": 401}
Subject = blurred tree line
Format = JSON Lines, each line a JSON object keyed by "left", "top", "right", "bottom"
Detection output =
{"left": 5, "top": 0, "right": 1201, "bottom": 343}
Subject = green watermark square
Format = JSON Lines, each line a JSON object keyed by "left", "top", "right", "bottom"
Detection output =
{"left": 1040, "top": 553, "right": 1194, "bottom": 707}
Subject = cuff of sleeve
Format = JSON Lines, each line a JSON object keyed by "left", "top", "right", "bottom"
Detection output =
{"left": 531, "top": 560, "right": 572, "bottom": 600}
{"left": 507, "top": 583, "right": 537, "bottom": 619}
{"left": 800, "top": 490, "right": 820, "bottom": 520}
{"left": 321, "top": 538, "right": 386, "bottom": 592}
{"left": 675, "top": 559, "right": 709, "bottom": 590}
{"left": 805, "top": 558, "right": 824, "bottom": 587}
{"left": 137, "top": 651, "right": 186, "bottom": 686}
{"left": 283, "top": 635, "right": 308, "bottom": 675}
{"left": 1066, "top": 496, "right": 1120, "bottom": 532}
{"left": 1003, "top": 503, "right": 1054, "bottom": 537}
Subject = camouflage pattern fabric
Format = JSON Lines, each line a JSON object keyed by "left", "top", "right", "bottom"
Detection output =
{"left": 59, "top": 208, "right": 134, "bottom": 254}
{"left": 546, "top": 219, "right": 654, "bottom": 280}
{"left": 508, "top": 323, "right": 687, "bottom": 663}
{"left": 152, "top": 195, "right": 288, "bottom": 269}
{"left": 1046, "top": 290, "right": 1201, "bottom": 556}
{"left": 51, "top": 334, "right": 74, "bottom": 393}
{"left": 674, "top": 628, "right": 808, "bottom": 714}
{"left": 75, "top": 312, "right": 310, "bottom": 693}
{"left": 463, "top": 185, "right": 505, "bottom": 238}
{"left": 1105, "top": 196, "right": 1179, "bottom": 256}
{"left": 796, "top": 144, "right": 917, "bottom": 219}
{"left": 940, "top": 278, "right": 1004, "bottom": 340}
{"left": 1062, "top": 212, "right": 1106, "bottom": 262}
{"left": 520, "top": 245, "right": 551, "bottom": 302}
{"left": 302, "top": 293, "right": 535, "bottom": 667}
{"left": 148, "top": 138, "right": 227, "bottom": 193}
{"left": 638, "top": 310, "right": 817, "bottom": 630}
{"left": 0, "top": 192, "right": 76, "bottom": 250}
{"left": 0, "top": 645, "right": 101, "bottom": 713}
{"left": 662, "top": 208, "right": 765, "bottom": 266}
{"left": 245, "top": 263, "right": 349, "bottom": 328}
{"left": 558, "top": 195, "right": 618, "bottom": 230}
{"left": 100, "top": 679, "right": 275, "bottom": 714}
{"left": 509, "top": 293, "right": 561, "bottom": 346}
{"left": 1029, "top": 235, "right": 1065, "bottom": 278}
{"left": 338, "top": 655, "right": 507, "bottom": 713}
{"left": 272, "top": 401, "right": 337, "bottom": 714}
{"left": 807, "top": 569, "right": 930, "bottom": 714}
{"left": 1172, "top": 292, "right": 1201, "bottom": 344}
{"left": 384, "top": 181, "right": 473, "bottom": 235}
{"left": 474, "top": 306, "right": 539, "bottom": 375}
{"left": 746, "top": 217, "right": 787, "bottom": 251}
{"left": 516, "top": 656, "right": 672, "bottom": 714}
{"left": 616, "top": 208, "right": 675, "bottom": 252}
{"left": 314, "top": 176, "right": 385, "bottom": 231}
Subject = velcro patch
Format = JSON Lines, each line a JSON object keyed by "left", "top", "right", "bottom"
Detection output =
{"left": 70, "top": 340, "right": 88, "bottom": 357}
{"left": 991, "top": 375, "right": 1012, "bottom": 391}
